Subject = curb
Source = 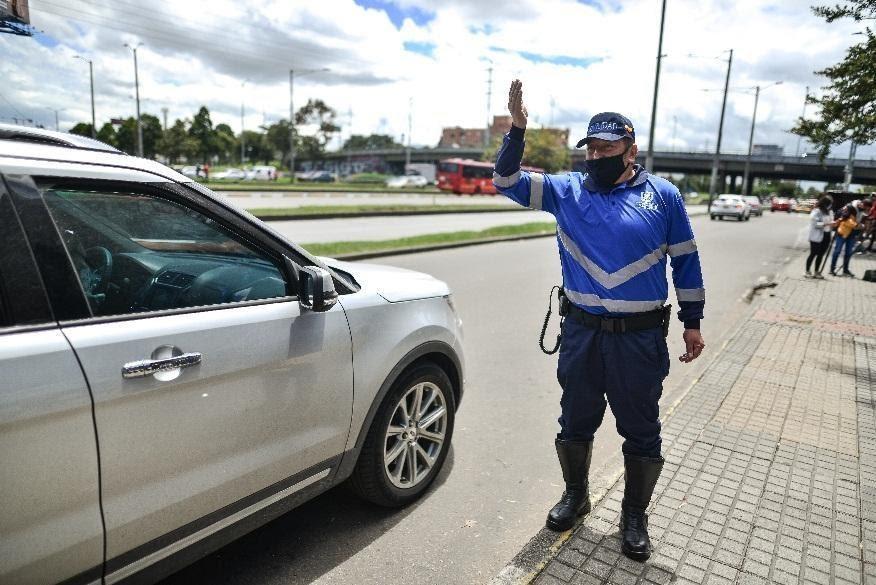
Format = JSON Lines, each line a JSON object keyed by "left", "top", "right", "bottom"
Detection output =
{"left": 255, "top": 207, "right": 525, "bottom": 221}
{"left": 487, "top": 243, "right": 800, "bottom": 585}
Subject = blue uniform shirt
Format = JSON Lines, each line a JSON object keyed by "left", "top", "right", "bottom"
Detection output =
{"left": 493, "top": 126, "right": 705, "bottom": 329}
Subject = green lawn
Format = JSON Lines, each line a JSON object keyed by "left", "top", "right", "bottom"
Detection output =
{"left": 249, "top": 204, "right": 518, "bottom": 217}
{"left": 206, "top": 180, "right": 440, "bottom": 193}
{"left": 301, "top": 222, "right": 557, "bottom": 257}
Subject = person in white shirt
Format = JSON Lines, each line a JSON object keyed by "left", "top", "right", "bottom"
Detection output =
{"left": 805, "top": 195, "right": 833, "bottom": 279}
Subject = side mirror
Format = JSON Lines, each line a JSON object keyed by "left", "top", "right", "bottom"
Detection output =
{"left": 297, "top": 265, "right": 338, "bottom": 312}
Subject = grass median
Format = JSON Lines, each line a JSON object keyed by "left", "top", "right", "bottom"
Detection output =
{"left": 301, "top": 221, "right": 557, "bottom": 257}
{"left": 249, "top": 204, "right": 518, "bottom": 217}
{"left": 209, "top": 181, "right": 440, "bottom": 193}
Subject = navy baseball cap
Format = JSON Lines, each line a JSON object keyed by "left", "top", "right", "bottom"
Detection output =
{"left": 575, "top": 112, "right": 635, "bottom": 148}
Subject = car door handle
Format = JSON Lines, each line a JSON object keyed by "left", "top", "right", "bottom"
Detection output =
{"left": 122, "top": 353, "right": 202, "bottom": 379}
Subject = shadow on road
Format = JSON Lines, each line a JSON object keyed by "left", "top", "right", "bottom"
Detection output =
{"left": 160, "top": 448, "right": 456, "bottom": 585}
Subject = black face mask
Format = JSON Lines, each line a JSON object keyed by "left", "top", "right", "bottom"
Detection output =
{"left": 585, "top": 148, "right": 631, "bottom": 189}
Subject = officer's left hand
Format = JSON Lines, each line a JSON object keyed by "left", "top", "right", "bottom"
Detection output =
{"left": 680, "top": 329, "right": 705, "bottom": 363}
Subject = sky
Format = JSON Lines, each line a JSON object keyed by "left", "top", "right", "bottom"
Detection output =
{"left": 1, "top": 0, "right": 873, "bottom": 160}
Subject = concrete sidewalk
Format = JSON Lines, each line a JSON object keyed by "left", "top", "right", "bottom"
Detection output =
{"left": 497, "top": 252, "right": 876, "bottom": 585}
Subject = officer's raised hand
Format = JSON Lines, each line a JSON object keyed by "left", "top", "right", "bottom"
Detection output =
{"left": 680, "top": 329, "right": 705, "bottom": 363}
{"left": 508, "top": 79, "right": 528, "bottom": 129}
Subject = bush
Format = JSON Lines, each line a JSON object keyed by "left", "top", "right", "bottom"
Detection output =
{"left": 343, "top": 173, "right": 392, "bottom": 184}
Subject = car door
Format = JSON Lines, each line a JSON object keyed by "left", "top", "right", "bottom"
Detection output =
{"left": 0, "top": 176, "right": 103, "bottom": 585}
{"left": 10, "top": 172, "right": 354, "bottom": 580}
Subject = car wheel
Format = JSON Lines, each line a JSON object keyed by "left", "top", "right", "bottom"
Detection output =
{"left": 349, "top": 363, "right": 455, "bottom": 507}
{"left": 710, "top": 215, "right": 716, "bottom": 221}
{"left": 745, "top": 214, "right": 750, "bottom": 221}
{"left": 737, "top": 215, "right": 743, "bottom": 222}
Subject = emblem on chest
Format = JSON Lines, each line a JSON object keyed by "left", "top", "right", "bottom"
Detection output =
{"left": 637, "top": 191, "right": 659, "bottom": 211}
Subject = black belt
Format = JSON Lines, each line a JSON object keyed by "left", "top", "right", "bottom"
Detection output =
{"left": 567, "top": 304, "right": 671, "bottom": 336}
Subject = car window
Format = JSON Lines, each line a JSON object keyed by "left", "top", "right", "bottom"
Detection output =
{"left": 41, "top": 186, "right": 289, "bottom": 319}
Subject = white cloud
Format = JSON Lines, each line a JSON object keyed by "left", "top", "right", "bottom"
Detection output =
{"left": 1, "top": 0, "right": 871, "bottom": 159}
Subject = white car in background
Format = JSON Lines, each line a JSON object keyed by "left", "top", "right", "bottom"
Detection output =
{"left": 710, "top": 194, "right": 751, "bottom": 221}
{"left": 244, "top": 165, "right": 277, "bottom": 180}
{"left": 386, "top": 174, "right": 429, "bottom": 188}
{"left": 212, "top": 167, "right": 247, "bottom": 181}
{"left": 0, "top": 124, "right": 464, "bottom": 585}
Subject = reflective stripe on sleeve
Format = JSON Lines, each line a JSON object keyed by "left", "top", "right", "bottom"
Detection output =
{"left": 676, "top": 288, "right": 706, "bottom": 302}
{"left": 492, "top": 170, "right": 521, "bottom": 188}
{"left": 667, "top": 239, "right": 698, "bottom": 257}
{"left": 530, "top": 173, "right": 544, "bottom": 210}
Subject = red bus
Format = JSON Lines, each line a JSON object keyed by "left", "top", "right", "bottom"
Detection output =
{"left": 437, "top": 158, "right": 544, "bottom": 195}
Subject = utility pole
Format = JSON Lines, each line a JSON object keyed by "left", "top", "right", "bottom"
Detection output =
{"left": 843, "top": 140, "right": 857, "bottom": 191}
{"left": 73, "top": 55, "right": 96, "bottom": 138}
{"left": 795, "top": 86, "right": 809, "bottom": 157}
{"left": 708, "top": 48, "right": 733, "bottom": 208}
{"left": 485, "top": 62, "right": 493, "bottom": 147}
{"left": 645, "top": 0, "right": 667, "bottom": 172}
{"left": 124, "top": 42, "right": 144, "bottom": 157}
{"left": 743, "top": 81, "right": 782, "bottom": 195}
{"left": 406, "top": 98, "right": 412, "bottom": 171}
{"left": 240, "top": 80, "right": 247, "bottom": 164}
{"left": 161, "top": 107, "right": 168, "bottom": 131}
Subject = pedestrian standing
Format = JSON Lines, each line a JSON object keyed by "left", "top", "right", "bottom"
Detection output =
{"left": 805, "top": 195, "right": 833, "bottom": 279}
{"left": 830, "top": 199, "right": 869, "bottom": 277}
{"left": 493, "top": 80, "right": 706, "bottom": 562}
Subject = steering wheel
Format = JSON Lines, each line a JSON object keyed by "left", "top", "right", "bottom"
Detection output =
{"left": 84, "top": 246, "right": 113, "bottom": 295}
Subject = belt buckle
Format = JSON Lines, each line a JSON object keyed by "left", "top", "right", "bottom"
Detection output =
{"left": 601, "top": 318, "right": 625, "bottom": 334}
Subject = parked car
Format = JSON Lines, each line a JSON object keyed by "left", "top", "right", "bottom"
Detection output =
{"left": 771, "top": 197, "right": 792, "bottom": 212}
{"left": 0, "top": 124, "right": 464, "bottom": 585}
{"left": 296, "top": 170, "right": 335, "bottom": 183}
{"left": 386, "top": 174, "right": 429, "bottom": 188}
{"left": 244, "top": 165, "right": 277, "bottom": 181}
{"left": 178, "top": 165, "right": 203, "bottom": 179}
{"left": 743, "top": 196, "right": 763, "bottom": 216}
{"left": 211, "top": 167, "right": 247, "bottom": 181}
{"left": 710, "top": 194, "right": 751, "bottom": 221}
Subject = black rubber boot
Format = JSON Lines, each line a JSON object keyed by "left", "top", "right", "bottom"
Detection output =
{"left": 620, "top": 455, "right": 664, "bottom": 562}
{"left": 545, "top": 439, "right": 593, "bottom": 531}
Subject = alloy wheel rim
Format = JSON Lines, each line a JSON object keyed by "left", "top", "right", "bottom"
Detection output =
{"left": 383, "top": 381, "right": 447, "bottom": 489}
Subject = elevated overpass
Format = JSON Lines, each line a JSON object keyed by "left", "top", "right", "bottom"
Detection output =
{"left": 320, "top": 148, "right": 876, "bottom": 190}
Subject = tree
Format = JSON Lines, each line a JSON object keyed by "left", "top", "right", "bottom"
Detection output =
{"left": 240, "top": 130, "right": 271, "bottom": 164}
{"left": 140, "top": 113, "right": 163, "bottom": 159}
{"left": 69, "top": 122, "right": 94, "bottom": 137}
{"left": 97, "top": 122, "right": 117, "bottom": 147}
{"left": 213, "top": 123, "right": 236, "bottom": 164}
{"left": 160, "top": 119, "right": 197, "bottom": 164}
{"left": 189, "top": 106, "right": 216, "bottom": 163}
{"left": 263, "top": 120, "right": 292, "bottom": 166}
{"left": 342, "top": 134, "right": 401, "bottom": 150}
{"left": 294, "top": 99, "right": 340, "bottom": 161}
{"left": 115, "top": 118, "right": 138, "bottom": 154}
{"left": 484, "top": 129, "right": 570, "bottom": 173}
{"left": 791, "top": 0, "right": 876, "bottom": 157}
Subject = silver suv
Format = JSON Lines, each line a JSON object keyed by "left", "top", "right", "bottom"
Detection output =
{"left": 0, "top": 125, "right": 464, "bottom": 585}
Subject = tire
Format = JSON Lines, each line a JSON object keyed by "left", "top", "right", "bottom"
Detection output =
{"left": 745, "top": 214, "right": 750, "bottom": 221}
{"left": 710, "top": 215, "right": 716, "bottom": 221}
{"left": 349, "top": 363, "right": 456, "bottom": 507}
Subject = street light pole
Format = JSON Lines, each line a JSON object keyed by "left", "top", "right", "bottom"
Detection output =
{"left": 124, "top": 43, "right": 144, "bottom": 157}
{"left": 406, "top": 98, "right": 412, "bottom": 171}
{"left": 240, "top": 80, "right": 247, "bottom": 165}
{"left": 645, "top": 0, "right": 667, "bottom": 172}
{"left": 795, "top": 86, "right": 809, "bottom": 157}
{"left": 73, "top": 55, "right": 96, "bottom": 138}
{"left": 743, "top": 81, "right": 782, "bottom": 195}
{"left": 707, "top": 48, "right": 733, "bottom": 208}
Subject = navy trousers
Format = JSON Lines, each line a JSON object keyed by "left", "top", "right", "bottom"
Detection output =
{"left": 556, "top": 315, "right": 670, "bottom": 458}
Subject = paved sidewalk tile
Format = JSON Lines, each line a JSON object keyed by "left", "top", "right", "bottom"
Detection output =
{"left": 530, "top": 255, "right": 876, "bottom": 585}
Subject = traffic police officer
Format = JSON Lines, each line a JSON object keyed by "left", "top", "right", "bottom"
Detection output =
{"left": 493, "top": 80, "right": 706, "bottom": 562}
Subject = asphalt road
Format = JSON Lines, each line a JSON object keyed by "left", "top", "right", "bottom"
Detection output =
{"left": 222, "top": 191, "right": 519, "bottom": 209}
{"left": 160, "top": 212, "right": 810, "bottom": 585}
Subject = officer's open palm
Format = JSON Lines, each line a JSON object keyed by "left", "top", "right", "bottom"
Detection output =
{"left": 508, "top": 79, "right": 528, "bottom": 129}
